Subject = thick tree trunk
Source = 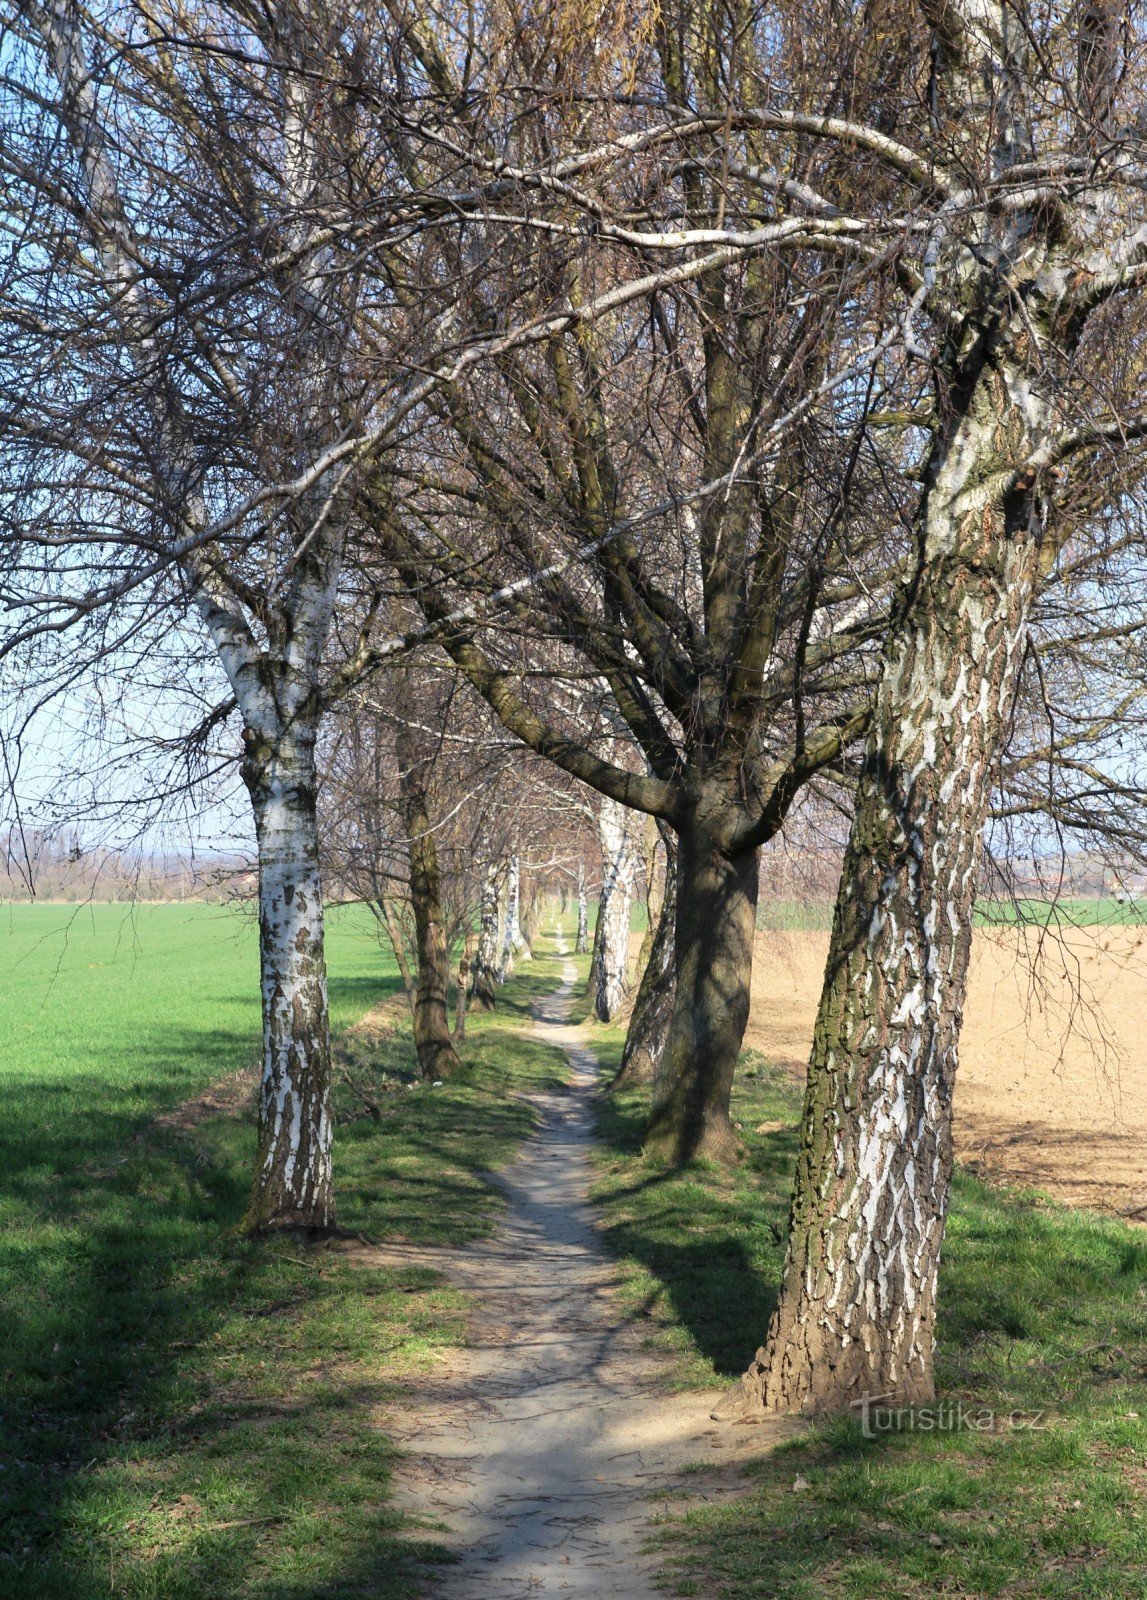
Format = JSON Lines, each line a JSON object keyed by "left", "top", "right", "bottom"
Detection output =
{"left": 575, "top": 861, "right": 589, "bottom": 953}
{"left": 594, "top": 797, "right": 637, "bottom": 1022}
{"left": 243, "top": 725, "right": 334, "bottom": 1233}
{"left": 643, "top": 820, "right": 759, "bottom": 1165}
{"left": 718, "top": 448, "right": 1045, "bottom": 1418}
{"left": 396, "top": 730, "right": 462, "bottom": 1083}
{"left": 611, "top": 831, "right": 677, "bottom": 1089}
{"left": 472, "top": 861, "right": 501, "bottom": 1009}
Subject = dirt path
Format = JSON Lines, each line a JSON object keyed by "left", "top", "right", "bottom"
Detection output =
{"left": 390, "top": 939, "right": 790, "bottom": 1597}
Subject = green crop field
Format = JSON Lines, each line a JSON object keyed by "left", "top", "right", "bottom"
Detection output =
{"left": 0, "top": 900, "right": 395, "bottom": 1123}
{"left": 976, "top": 897, "right": 1147, "bottom": 927}
{"left": 0, "top": 902, "right": 571, "bottom": 1598}
{"left": 751, "top": 897, "right": 1147, "bottom": 934}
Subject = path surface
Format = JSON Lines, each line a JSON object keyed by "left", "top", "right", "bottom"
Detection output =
{"left": 390, "top": 942, "right": 790, "bottom": 1597}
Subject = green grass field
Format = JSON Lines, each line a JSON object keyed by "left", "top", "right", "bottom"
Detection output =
{"left": 754, "top": 898, "right": 1147, "bottom": 933}
{"left": 583, "top": 1010, "right": 1147, "bottom": 1599}
{"left": 0, "top": 902, "right": 570, "bottom": 1599}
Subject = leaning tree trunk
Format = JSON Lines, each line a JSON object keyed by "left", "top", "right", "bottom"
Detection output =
{"left": 643, "top": 817, "right": 759, "bottom": 1165}
{"left": 242, "top": 723, "right": 334, "bottom": 1233}
{"left": 594, "top": 797, "right": 638, "bottom": 1022}
{"left": 717, "top": 439, "right": 1046, "bottom": 1418}
{"left": 472, "top": 862, "right": 501, "bottom": 1009}
{"left": 575, "top": 861, "right": 589, "bottom": 953}
{"left": 397, "top": 723, "right": 462, "bottom": 1082}
{"left": 611, "top": 830, "right": 677, "bottom": 1089}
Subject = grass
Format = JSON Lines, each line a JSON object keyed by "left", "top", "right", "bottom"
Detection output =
{"left": 0, "top": 902, "right": 570, "bottom": 1599}
{"left": 580, "top": 974, "right": 1147, "bottom": 1599}
{"left": 754, "top": 898, "right": 1147, "bottom": 934}
{"left": 976, "top": 898, "right": 1147, "bottom": 927}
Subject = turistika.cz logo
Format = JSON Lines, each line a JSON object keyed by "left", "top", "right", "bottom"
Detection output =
{"left": 850, "top": 1393, "right": 1047, "bottom": 1439}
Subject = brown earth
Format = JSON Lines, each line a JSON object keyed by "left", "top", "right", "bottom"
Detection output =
{"left": 747, "top": 927, "right": 1147, "bottom": 1219}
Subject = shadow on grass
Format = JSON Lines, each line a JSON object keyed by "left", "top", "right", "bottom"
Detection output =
{"left": 590, "top": 1069, "right": 799, "bottom": 1379}
{"left": 0, "top": 954, "right": 569, "bottom": 1598}
{"left": 593, "top": 1070, "right": 1147, "bottom": 1598}
{"left": 0, "top": 1109, "right": 452, "bottom": 1598}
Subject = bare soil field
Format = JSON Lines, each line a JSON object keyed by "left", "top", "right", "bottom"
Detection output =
{"left": 748, "top": 926, "right": 1147, "bottom": 1219}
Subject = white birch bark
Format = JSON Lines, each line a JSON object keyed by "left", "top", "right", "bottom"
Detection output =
{"left": 243, "top": 723, "right": 333, "bottom": 1230}
{"left": 472, "top": 860, "right": 501, "bottom": 1009}
{"left": 594, "top": 798, "right": 639, "bottom": 1022}
{"left": 575, "top": 860, "right": 590, "bottom": 953}
{"left": 498, "top": 854, "right": 521, "bottom": 981}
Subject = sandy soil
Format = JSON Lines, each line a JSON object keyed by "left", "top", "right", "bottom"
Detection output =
{"left": 747, "top": 926, "right": 1147, "bottom": 1219}
{"left": 387, "top": 948, "right": 794, "bottom": 1597}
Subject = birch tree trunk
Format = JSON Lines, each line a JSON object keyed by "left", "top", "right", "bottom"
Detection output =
{"left": 396, "top": 717, "right": 462, "bottom": 1082}
{"left": 498, "top": 854, "right": 521, "bottom": 981}
{"left": 644, "top": 817, "right": 759, "bottom": 1164}
{"left": 611, "top": 831, "right": 677, "bottom": 1089}
{"left": 472, "top": 862, "right": 501, "bottom": 1009}
{"left": 718, "top": 393, "right": 1048, "bottom": 1416}
{"left": 242, "top": 722, "right": 334, "bottom": 1233}
{"left": 575, "top": 861, "right": 589, "bottom": 953}
{"left": 594, "top": 797, "right": 638, "bottom": 1022}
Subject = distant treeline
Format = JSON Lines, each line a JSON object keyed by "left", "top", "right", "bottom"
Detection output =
{"left": 0, "top": 829, "right": 250, "bottom": 903}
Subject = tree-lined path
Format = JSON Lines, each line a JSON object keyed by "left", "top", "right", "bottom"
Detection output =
{"left": 388, "top": 936, "right": 792, "bottom": 1595}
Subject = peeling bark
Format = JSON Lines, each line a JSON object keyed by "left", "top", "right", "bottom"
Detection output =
{"left": 243, "top": 724, "right": 334, "bottom": 1233}
{"left": 594, "top": 798, "right": 638, "bottom": 1022}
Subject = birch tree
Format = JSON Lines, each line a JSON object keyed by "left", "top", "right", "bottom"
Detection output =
{"left": 711, "top": 0, "right": 1147, "bottom": 1417}
{"left": 593, "top": 795, "right": 640, "bottom": 1022}
{"left": 0, "top": 0, "right": 551, "bottom": 1225}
